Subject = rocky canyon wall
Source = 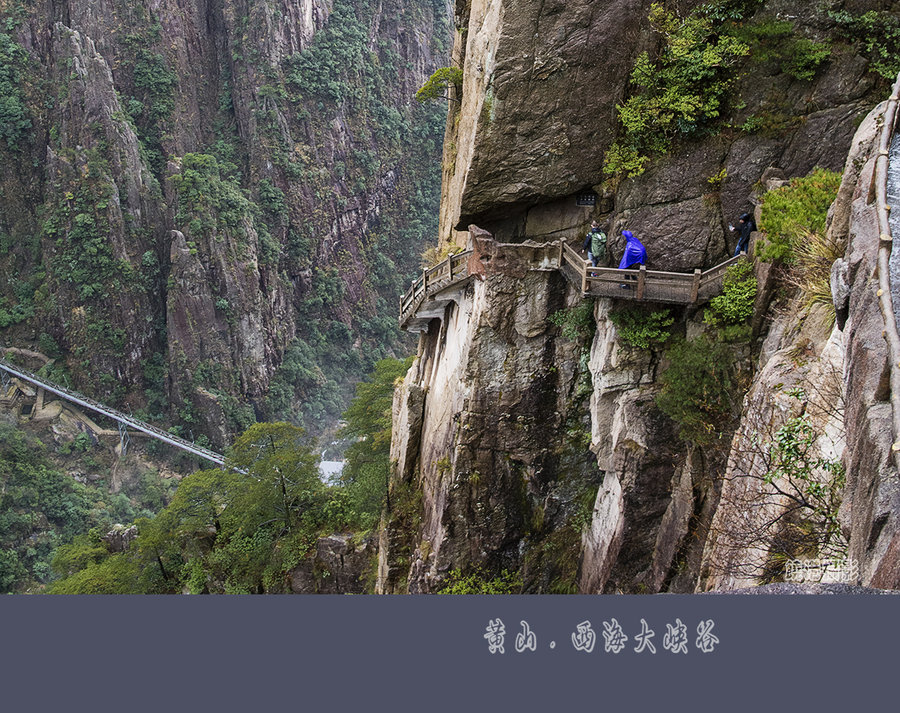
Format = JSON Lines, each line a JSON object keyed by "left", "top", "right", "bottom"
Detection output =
{"left": 0, "top": 0, "right": 449, "bottom": 443}
{"left": 382, "top": 0, "right": 900, "bottom": 593}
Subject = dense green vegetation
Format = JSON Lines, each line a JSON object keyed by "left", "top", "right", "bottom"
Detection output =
{"left": 43, "top": 161, "right": 126, "bottom": 301}
{"left": 705, "top": 259, "right": 757, "bottom": 340}
{"left": 122, "top": 21, "right": 178, "bottom": 176}
{"left": 437, "top": 568, "right": 522, "bottom": 594}
{"left": 706, "top": 260, "right": 756, "bottom": 325}
{"left": 337, "top": 357, "right": 414, "bottom": 530}
{"left": 656, "top": 335, "right": 740, "bottom": 445}
{"left": 0, "top": 423, "right": 171, "bottom": 593}
{"left": 50, "top": 423, "right": 332, "bottom": 593}
{"left": 47, "top": 356, "right": 411, "bottom": 594}
{"left": 609, "top": 307, "right": 675, "bottom": 350}
{"left": 756, "top": 168, "right": 841, "bottom": 263}
{"left": 828, "top": 7, "right": 900, "bottom": 80}
{"left": 172, "top": 153, "right": 258, "bottom": 247}
{"left": 0, "top": 32, "right": 30, "bottom": 150}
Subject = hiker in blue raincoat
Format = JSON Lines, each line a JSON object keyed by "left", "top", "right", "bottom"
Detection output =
{"left": 619, "top": 230, "right": 646, "bottom": 268}
{"left": 618, "top": 230, "right": 646, "bottom": 288}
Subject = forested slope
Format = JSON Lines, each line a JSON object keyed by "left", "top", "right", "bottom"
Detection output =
{"left": 0, "top": 0, "right": 449, "bottom": 445}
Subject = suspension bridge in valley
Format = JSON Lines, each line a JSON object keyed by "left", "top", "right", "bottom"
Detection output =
{"left": 0, "top": 357, "right": 228, "bottom": 467}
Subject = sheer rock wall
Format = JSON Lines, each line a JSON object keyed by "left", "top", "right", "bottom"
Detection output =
{"left": 0, "top": 0, "right": 448, "bottom": 442}
{"left": 384, "top": 0, "right": 900, "bottom": 593}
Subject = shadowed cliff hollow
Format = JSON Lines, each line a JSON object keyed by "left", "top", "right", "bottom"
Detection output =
{"left": 0, "top": 0, "right": 449, "bottom": 444}
{"left": 381, "top": 0, "right": 900, "bottom": 593}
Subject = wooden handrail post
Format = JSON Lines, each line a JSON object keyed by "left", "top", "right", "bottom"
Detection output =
{"left": 557, "top": 239, "right": 563, "bottom": 267}
{"left": 690, "top": 268, "right": 701, "bottom": 303}
{"left": 636, "top": 264, "right": 646, "bottom": 299}
{"left": 581, "top": 262, "right": 588, "bottom": 294}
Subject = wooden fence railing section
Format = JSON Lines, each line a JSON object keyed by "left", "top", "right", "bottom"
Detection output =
{"left": 400, "top": 240, "right": 747, "bottom": 330}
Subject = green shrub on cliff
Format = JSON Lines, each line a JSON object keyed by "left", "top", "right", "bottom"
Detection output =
{"left": 784, "top": 38, "right": 832, "bottom": 81}
{"left": 705, "top": 260, "right": 757, "bottom": 330}
{"left": 549, "top": 301, "right": 596, "bottom": 343}
{"left": 699, "top": 0, "right": 763, "bottom": 22}
{"left": 0, "top": 32, "right": 30, "bottom": 150}
{"left": 656, "top": 335, "right": 739, "bottom": 444}
{"left": 756, "top": 168, "right": 841, "bottom": 263}
{"left": 609, "top": 307, "right": 675, "bottom": 350}
{"left": 828, "top": 8, "right": 900, "bottom": 80}
{"left": 604, "top": 3, "right": 749, "bottom": 178}
{"left": 131, "top": 47, "right": 177, "bottom": 122}
{"left": 724, "top": 18, "right": 831, "bottom": 81}
{"left": 437, "top": 568, "right": 522, "bottom": 594}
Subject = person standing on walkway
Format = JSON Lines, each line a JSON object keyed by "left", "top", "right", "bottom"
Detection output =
{"left": 618, "top": 229, "right": 647, "bottom": 288}
{"left": 582, "top": 221, "right": 608, "bottom": 267}
{"left": 619, "top": 230, "right": 646, "bottom": 269}
{"left": 731, "top": 212, "right": 756, "bottom": 256}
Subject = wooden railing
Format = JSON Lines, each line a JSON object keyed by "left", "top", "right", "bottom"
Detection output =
{"left": 559, "top": 241, "right": 745, "bottom": 303}
{"left": 873, "top": 70, "right": 900, "bottom": 466}
{"left": 400, "top": 240, "right": 748, "bottom": 330}
{"left": 399, "top": 249, "right": 472, "bottom": 326}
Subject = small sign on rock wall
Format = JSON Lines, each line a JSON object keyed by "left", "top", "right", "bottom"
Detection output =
{"left": 576, "top": 191, "right": 597, "bottom": 206}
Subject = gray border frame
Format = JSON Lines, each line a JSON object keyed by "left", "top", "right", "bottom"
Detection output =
{"left": 1, "top": 595, "right": 895, "bottom": 711}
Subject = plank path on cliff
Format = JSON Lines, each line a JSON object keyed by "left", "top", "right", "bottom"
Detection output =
{"left": 400, "top": 239, "right": 747, "bottom": 332}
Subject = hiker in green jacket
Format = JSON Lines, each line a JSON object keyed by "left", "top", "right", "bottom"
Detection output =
{"left": 582, "top": 221, "right": 608, "bottom": 267}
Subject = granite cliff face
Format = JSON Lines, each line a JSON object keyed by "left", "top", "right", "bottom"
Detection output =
{"left": 0, "top": 0, "right": 448, "bottom": 443}
{"left": 380, "top": 231, "right": 597, "bottom": 593}
{"left": 382, "top": 0, "right": 900, "bottom": 593}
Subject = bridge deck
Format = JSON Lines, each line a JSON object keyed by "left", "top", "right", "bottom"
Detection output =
{"left": 0, "top": 360, "right": 228, "bottom": 467}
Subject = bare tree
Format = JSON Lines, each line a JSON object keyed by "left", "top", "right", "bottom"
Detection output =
{"left": 701, "top": 358, "right": 847, "bottom": 587}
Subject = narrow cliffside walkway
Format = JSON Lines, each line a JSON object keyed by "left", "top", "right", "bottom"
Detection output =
{"left": 400, "top": 238, "right": 745, "bottom": 332}
{"left": 0, "top": 359, "right": 228, "bottom": 467}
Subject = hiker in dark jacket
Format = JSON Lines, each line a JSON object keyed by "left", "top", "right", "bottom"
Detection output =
{"left": 731, "top": 212, "right": 756, "bottom": 256}
{"left": 582, "top": 221, "right": 608, "bottom": 267}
